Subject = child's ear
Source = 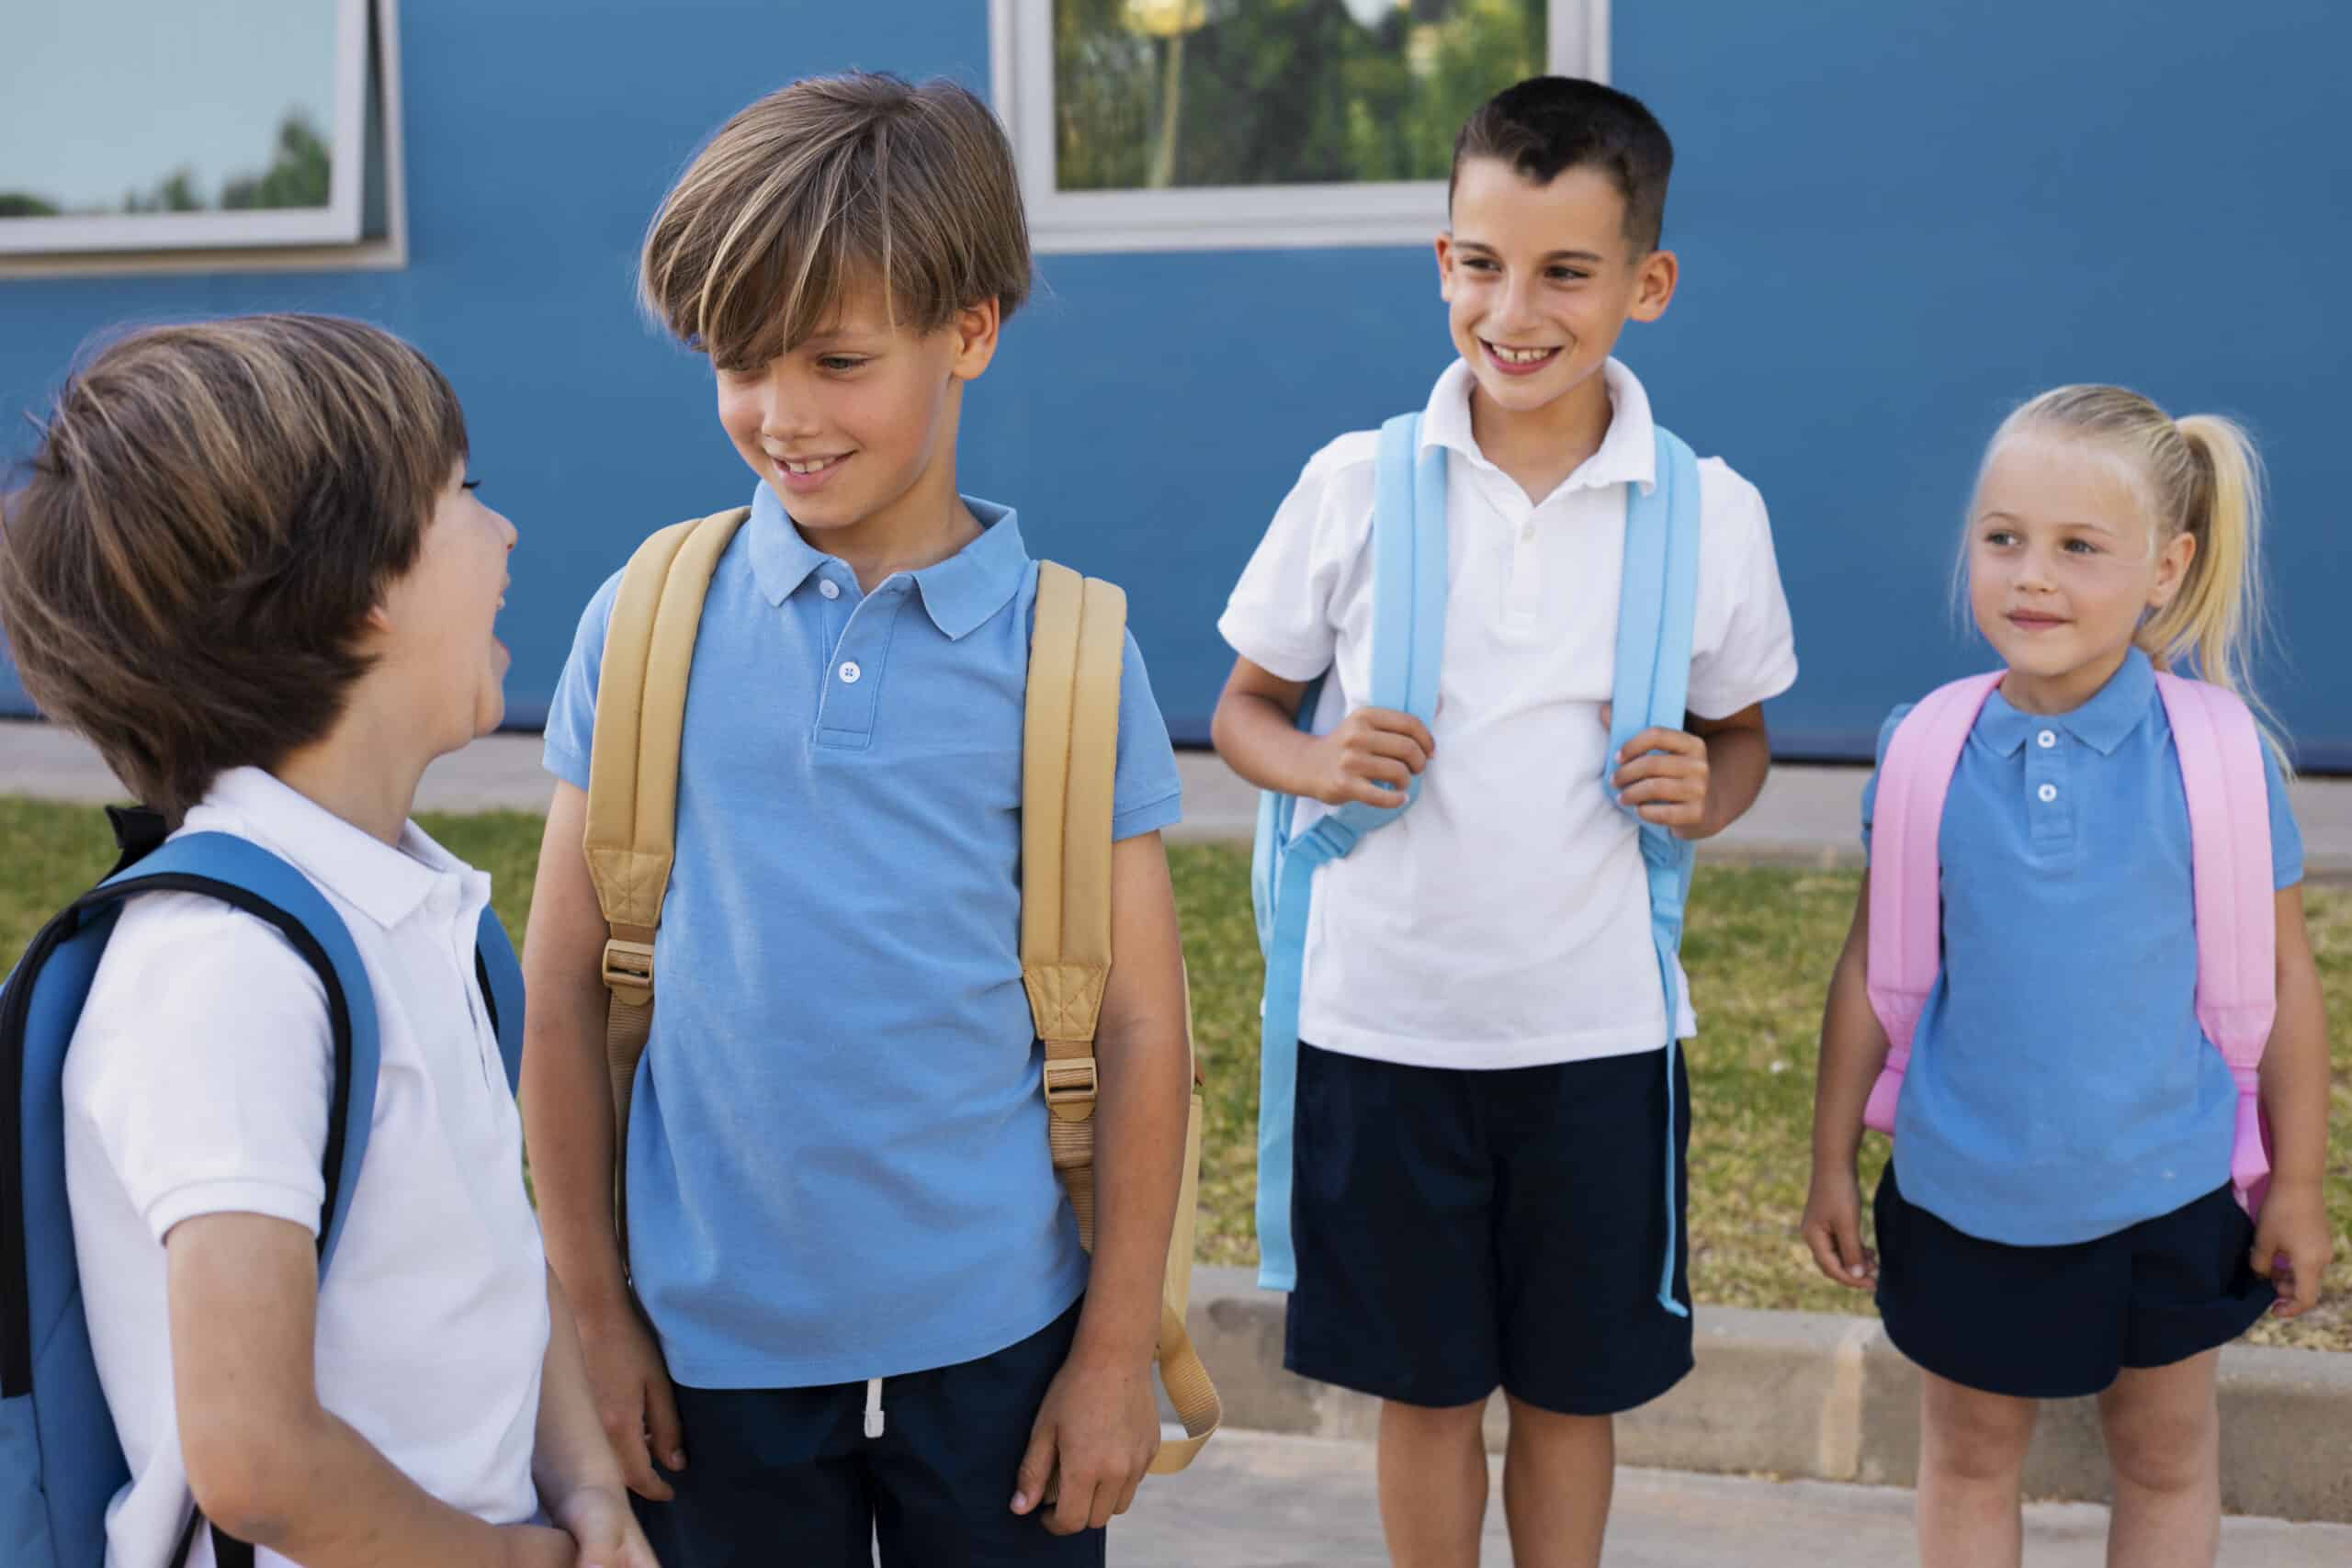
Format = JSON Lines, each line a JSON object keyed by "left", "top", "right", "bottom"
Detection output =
{"left": 1628, "top": 247, "right": 1679, "bottom": 323}
{"left": 948, "top": 299, "right": 1002, "bottom": 382}
{"left": 2149, "top": 526, "right": 2199, "bottom": 610}
{"left": 1434, "top": 231, "right": 1457, "bottom": 301}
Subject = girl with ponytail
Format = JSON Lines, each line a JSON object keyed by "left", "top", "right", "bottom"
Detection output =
{"left": 1801, "top": 387, "right": 2332, "bottom": 1567}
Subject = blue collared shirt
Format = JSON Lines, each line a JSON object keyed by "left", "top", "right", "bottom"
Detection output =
{"left": 1860, "top": 649, "right": 2302, "bottom": 1246}
{"left": 544, "top": 484, "right": 1182, "bottom": 1385}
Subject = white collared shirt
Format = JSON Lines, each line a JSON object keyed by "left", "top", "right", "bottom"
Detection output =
{"left": 62, "top": 768, "right": 548, "bottom": 1568}
{"left": 1219, "top": 358, "right": 1799, "bottom": 1067}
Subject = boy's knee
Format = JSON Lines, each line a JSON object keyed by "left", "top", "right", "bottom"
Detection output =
{"left": 1922, "top": 1384, "right": 2035, "bottom": 1481}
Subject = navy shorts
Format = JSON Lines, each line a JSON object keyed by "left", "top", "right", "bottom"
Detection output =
{"left": 632, "top": 1297, "right": 1102, "bottom": 1567}
{"left": 1874, "top": 1163, "right": 2274, "bottom": 1399}
{"left": 1283, "top": 1042, "right": 1693, "bottom": 1416}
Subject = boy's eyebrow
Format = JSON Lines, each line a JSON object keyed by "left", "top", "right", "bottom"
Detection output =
{"left": 1452, "top": 238, "right": 1609, "bottom": 265}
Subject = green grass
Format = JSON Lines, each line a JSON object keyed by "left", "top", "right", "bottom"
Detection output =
{"left": 9, "top": 798, "right": 2348, "bottom": 1349}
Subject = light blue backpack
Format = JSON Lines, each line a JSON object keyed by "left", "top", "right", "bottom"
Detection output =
{"left": 0, "top": 810, "right": 525, "bottom": 1568}
{"left": 1250, "top": 412, "right": 1704, "bottom": 1314}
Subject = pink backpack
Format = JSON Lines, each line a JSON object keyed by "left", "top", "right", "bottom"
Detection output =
{"left": 1860, "top": 670, "right": 2278, "bottom": 1215}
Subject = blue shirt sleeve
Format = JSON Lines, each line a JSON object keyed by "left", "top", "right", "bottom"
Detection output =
{"left": 1111, "top": 629, "right": 1183, "bottom": 840}
{"left": 541, "top": 570, "right": 625, "bottom": 793}
{"left": 1858, "top": 702, "right": 1914, "bottom": 858}
{"left": 2263, "top": 740, "right": 2305, "bottom": 888}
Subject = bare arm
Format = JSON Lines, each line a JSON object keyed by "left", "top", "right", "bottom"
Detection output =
{"left": 2253, "top": 884, "right": 2334, "bottom": 1317}
{"left": 518, "top": 781, "right": 683, "bottom": 1499}
{"left": 1800, "top": 874, "right": 1893, "bottom": 1288}
{"left": 531, "top": 1270, "right": 659, "bottom": 1565}
{"left": 169, "top": 1213, "right": 573, "bottom": 1568}
{"left": 1208, "top": 655, "right": 1433, "bottom": 807}
{"left": 1013, "top": 830, "right": 1192, "bottom": 1536}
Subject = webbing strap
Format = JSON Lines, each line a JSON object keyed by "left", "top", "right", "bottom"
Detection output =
{"left": 1608, "top": 428, "right": 1704, "bottom": 1318}
{"left": 1021, "top": 561, "right": 1222, "bottom": 1472}
{"left": 2154, "top": 672, "right": 2277, "bottom": 1214}
{"left": 1860, "top": 672, "right": 2003, "bottom": 1135}
{"left": 1253, "top": 412, "right": 1446, "bottom": 1291}
{"left": 582, "top": 506, "right": 751, "bottom": 1255}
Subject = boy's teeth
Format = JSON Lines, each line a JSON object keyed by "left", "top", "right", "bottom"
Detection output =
{"left": 1491, "top": 343, "right": 1554, "bottom": 364}
{"left": 785, "top": 457, "right": 838, "bottom": 474}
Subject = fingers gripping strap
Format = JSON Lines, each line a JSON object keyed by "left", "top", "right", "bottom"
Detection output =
{"left": 2154, "top": 674, "right": 2278, "bottom": 1213}
{"left": 1861, "top": 673, "right": 2005, "bottom": 1135}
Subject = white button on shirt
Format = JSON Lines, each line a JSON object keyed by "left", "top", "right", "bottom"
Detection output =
{"left": 2037, "top": 729, "right": 2058, "bottom": 749}
{"left": 2039, "top": 783, "right": 2060, "bottom": 803}
{"left": 1219, "top": 357, "right": 1800, "bottom": 1068}
{"left": 818, "top": 579, "right": 842, "bottom": 600}
{"left": 62, "top": 768, "right": 548, "bottom": 1568}
{"left": 839, "top": 660, "right": 863, "bottom": 684}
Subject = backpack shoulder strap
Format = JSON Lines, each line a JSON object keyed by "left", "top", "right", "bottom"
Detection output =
{"left": 582, "top": 506, "right": 752, "bottom": 1221}
{"left": 1251, "top": 411, "right": 1444, "bottom": 1292}
{"left": 1609, "top": 426, "right": 1705, "bottom": 1317}
{"left": 1860, "top": 671, "right": 2005, "bottom": 1134}
{"left": 472, "top": 908, "right": 526, "bottom": 1093}
{"left": 1022, "top": 558, "right": 1126, "bottom": 1244}
{"left": 2154, "top": 671, "right": 2278, "bottom": 1211}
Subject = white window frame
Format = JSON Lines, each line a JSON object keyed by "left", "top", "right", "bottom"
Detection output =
{"left": 990, "top": 0, "right": 1608, "bottom": 254}
{"left": 0, "top": 0, "right": 408, "bottom": 278}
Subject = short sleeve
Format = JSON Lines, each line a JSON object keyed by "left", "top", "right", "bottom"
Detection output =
{"left": 1112, "top": 630, "right": 1182, "bottom": 841}
{"left": 2263, "top": 742, "right": 2305, "bottom": 889}
{"left": 1216, "top": 439, "right": 1369, "bottom": 684}
{"left": 65, "top": 897, "right": 333, "bottom": 1243}
{"left": 1858, "top": 703, "right": 1915, "bottom": 858}
{"left": 1684, "top": 461, "right": 1800, "bottom": 720}
{"left": 542, "top": 570, "right": 625, "bottom": 792}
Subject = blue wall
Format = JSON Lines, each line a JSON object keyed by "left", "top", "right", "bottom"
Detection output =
{"left": 5, "top": 0, "right": 2348, "bottom": 762}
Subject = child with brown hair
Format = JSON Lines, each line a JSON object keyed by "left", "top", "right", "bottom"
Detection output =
{"left": 519, "top": 73, "right": 1194, "bottom": 1565}
{"left": 0, "top": 314, "right": 652, "bottom": 1568}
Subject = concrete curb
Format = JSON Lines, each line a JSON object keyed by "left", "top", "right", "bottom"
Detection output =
{"left": 1179, "top": 1267, "right": 2352, "bottom": 1524}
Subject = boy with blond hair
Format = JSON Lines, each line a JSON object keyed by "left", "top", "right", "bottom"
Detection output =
{"left": 520, "top": 73, "right": 1193, "bottom": 1564}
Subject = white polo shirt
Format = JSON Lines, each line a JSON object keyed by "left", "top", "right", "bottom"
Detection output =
{"left": 62, "top": 768, "right": 548, "bottom": 1568}
{"left": 1220, "top": 357, "right": 1798, "bottom": 1068}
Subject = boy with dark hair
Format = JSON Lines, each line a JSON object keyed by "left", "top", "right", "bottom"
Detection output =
{"left": 1214, "top": 77, "right": 1798, "bottom": 1568}
{"left": 0, "top": 314, "right": 652, "bottom": 1568}
{"left": 520, "top": 73, "right": 1194, "bottom": 1564}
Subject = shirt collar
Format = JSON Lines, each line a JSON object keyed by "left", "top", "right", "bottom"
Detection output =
{"left": 745, "top": 482, "right": 1029, "bottom": 640}
{"left": 192, "top": 766, "right": 453, "bottom": 930}
{"left": 1973, "top": 647, "right": 2158, "bottom": 757}
{"left": 1419, "top": 355, "right": 1660, "bottom": 496}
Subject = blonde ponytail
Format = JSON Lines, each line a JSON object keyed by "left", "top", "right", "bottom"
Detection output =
{"left": 1987, "top": 386, "right": 2281, "bottom": 760}
{"left": 2140, "top": 413, "right": 2266, "bottom": 706}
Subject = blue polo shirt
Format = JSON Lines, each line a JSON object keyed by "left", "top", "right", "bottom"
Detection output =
{"left": 544, "top": 483, "right": 1182, "bottom": 1386}
{"left": 1860, "top": 649, "right": 2301, "bottom": 1247}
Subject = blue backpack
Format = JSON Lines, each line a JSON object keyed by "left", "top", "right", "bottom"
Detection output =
{"left": 1250, "top": 412, "right": 1704, "bottom": 1314}
{"left": 0, "top": 807, "right": 525, "bottom": 1568}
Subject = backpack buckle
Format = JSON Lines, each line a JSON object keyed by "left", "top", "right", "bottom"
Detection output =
{"left": 1043, "top": 1055, "right": 1098, "bottom": 1119}
{"left": 601, "top": 937, "right": 655, "bottom": 1004}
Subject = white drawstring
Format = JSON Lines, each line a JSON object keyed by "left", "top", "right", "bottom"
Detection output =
{"left": 864, "top": 1376, "right": 886, "bottom": 1439}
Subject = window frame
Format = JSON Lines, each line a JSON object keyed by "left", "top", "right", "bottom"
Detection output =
{"left": 989, "top": 0, "right": 1609, "bottom": 254}
{"left": 0, "top": 0, "right": 408, "bottom": 277}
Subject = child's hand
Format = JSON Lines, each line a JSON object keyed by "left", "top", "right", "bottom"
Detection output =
{"left": 1305, "top": 706, "right": 1434, "bottom": 808}
{"left": 2251, "top": 1179, "right": 2334, "bottom": 1319}
{"left": 1801, "top": 1167, "right": 1877, "bottom": 1290}
{"left": 1603, "top": 706, "right": 1712, "bottom": 835}
{"left": 1010, "top": 1349, "right": 1159, "bottom": 1536}
{"left": 500, "top": 1523, "right": 589, "bottom": 1568}
{"left": 575, "top": 1300, "right": 685, "bottom": 1502}
{"left": 549, "top": 1482, "right": 662, "bottom": 1568}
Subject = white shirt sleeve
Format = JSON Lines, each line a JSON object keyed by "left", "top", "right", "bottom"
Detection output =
{"left": 1216, "top": 434, "right": 1378, "bottom": 684}
{"left": 65, "top": 895, "right": 334, "bottom": 1244}
{"left": 1685, "top": 458, "right": 1800, "bottom": 720}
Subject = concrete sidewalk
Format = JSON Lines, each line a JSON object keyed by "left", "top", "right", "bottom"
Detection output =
{"left": 1115, "top": 1430, "right": 2352, "bottom": 1566}
{"left": 11, "top": 718, "right": 2352, "bottom": 874}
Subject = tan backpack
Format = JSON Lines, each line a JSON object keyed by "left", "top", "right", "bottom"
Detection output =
{"left": 580, "top": 507, "right": 1219, "bottom": 1472}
